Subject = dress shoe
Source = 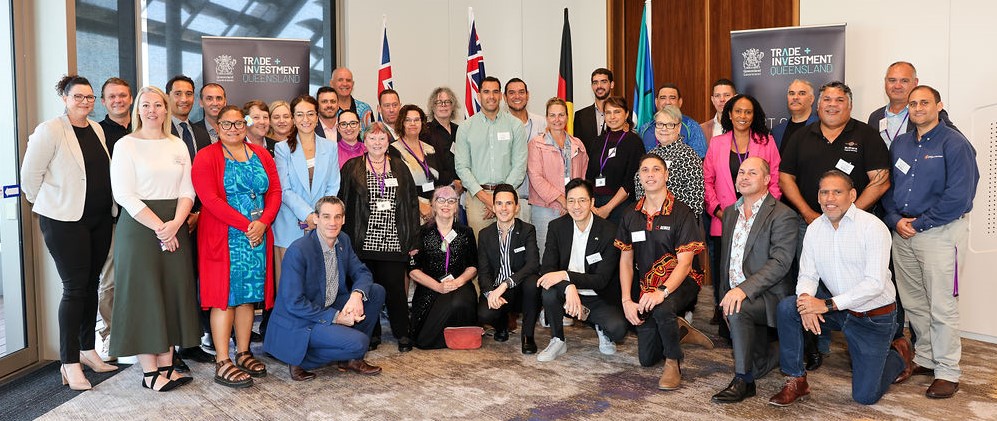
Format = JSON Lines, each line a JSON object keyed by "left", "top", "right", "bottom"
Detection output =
{"left": 658, "top": 359, "right": 681, "bottom": 390}
{"left": 768, "top": 375, "right": 810, "bottom": 407}
{"left": 521, "top": 335, "right": 537, "bottom": 354}
{"left": 804, "top": 351, "right": 823, "bottom": 371}
{"left": 172, "top": 353, "right": 190, "bottom": 373}
{"left": 337, "top": 359, "right": 382, "bottom": 375}
{"left": 911, "top": 365, "right": 934, "bottom": 377}
{"left": 178, "top": 346, "right": 215, "bottom": 363}
{"left": 891, "top": 337, "right": 915, "bottom": 384}
{"left": 925, "top": 379, "right": 959, "bottom": 399}
{"left": 712, "top": 377, "right": 756, "bottom": 403}
{"left": 80, "top": 350, "right": 118, "bottom": 373}
{"left": 678, "top": 317, "right": 714, "bottom": 349}
{"left": 250, "top": 331, "right": 263, "bottom": 343}
{"left": 61, "top": 364, "right": 92, "bottom": 391}
{"left": 398, "top": 336, "right": 413, "bottom": 353}
{"left": 369, "top": 335, "right": 381, "bottom": 351}
{"left": 493, "top": 328, "right": 510, "bottom": 342}
{"left": 289, "top": 364, "right": 316, "bottom": 381}
{"left": 537, "top": 338, "right": 567, "bottom": 362}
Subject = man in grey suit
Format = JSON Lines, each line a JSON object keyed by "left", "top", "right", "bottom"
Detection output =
{"left": 712, "top": 157, "right": 798, "bottom": 403}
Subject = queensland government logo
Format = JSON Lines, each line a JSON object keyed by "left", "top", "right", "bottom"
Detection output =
{"left": 742, "top": 48, "right": 764, "bottom": 77}
{"left": 214, "top": 55, "right": 237, "bottom": 82}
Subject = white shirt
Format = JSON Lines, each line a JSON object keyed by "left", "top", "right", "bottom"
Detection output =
{"left": 797, "top": 204, "right": 894, "bottom": 312}
{"left": 110, "top": 134, "right": 196, "bottom": 217}
{"left": 568, "top": 215, "right": 596, "bottom": 296}
{"left": 517, "top": 112, "right": 547, "bottom": 199}
{"left": 712, "top": 113, "right": 723, "bottom": 138}
{"left": 595, "top": 106, "right": 606, "bottom": 136}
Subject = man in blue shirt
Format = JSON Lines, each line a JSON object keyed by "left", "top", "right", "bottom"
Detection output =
{"left": 883, "top": 85, "right": 978, "bottom": 399}
{"left": 637, "top": 83, "right": 707, "bottom": 158}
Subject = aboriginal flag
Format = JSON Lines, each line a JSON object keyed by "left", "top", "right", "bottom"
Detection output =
{"left": 557, "top": 8, "right": 574, "bottom": 135}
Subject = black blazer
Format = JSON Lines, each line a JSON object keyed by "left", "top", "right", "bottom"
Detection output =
{"left": 171, "top": 119, "right": 212, "bottom": 160}
{"left": 477, "top": 219, "right": 540, "bottom": 296}
{"left": 573, "top": 104, "right": 599, "bottom": 150}
{"left": 866, "top": 107, "right": 958, "bottom": 135}
{"left": 541, "top": 214, "right": 620, "bottom": 300}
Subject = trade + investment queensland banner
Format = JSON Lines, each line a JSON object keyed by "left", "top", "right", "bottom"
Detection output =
{"left": 730, "top": 24, "right": 845, "bottom": 129}
{"left": 202, "top": 36, "right": 310, "bottom": 107}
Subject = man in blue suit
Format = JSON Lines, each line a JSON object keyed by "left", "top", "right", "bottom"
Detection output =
{"left": 263, "top": 196, "right": 385, "bottom": 381}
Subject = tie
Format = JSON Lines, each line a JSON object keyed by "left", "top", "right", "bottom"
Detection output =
{"left": 180, "top": 122, "right": 196, "bottom": 160}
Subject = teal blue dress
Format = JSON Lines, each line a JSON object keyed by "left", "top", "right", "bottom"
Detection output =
{"left": 224, "top": 153, "right": 268, "bottom": 306}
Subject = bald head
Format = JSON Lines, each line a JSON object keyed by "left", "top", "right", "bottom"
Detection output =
{"left": 735, "top": 157, "right": 771, "bottom": 199}
{"left": 331, "top": 67, "right": 355, "bottom": 99}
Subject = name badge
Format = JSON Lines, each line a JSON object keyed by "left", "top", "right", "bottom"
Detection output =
{"left": 440, "top": 274, "right": 455, "bottom": 282}
{"left": 444, "top": 229, "right": 458, "bottom": 243}
{"left": 174, "top": 154, "right": 185, "bottom": 165}
{"left": 595, "top": 177, "right": 607, "bottom": 187}
{"left": 440, "top": 242, "right": 448, "bottom": 252}
{"left": 895, "top": 158, "right": 911, "bottom": 174}
{"left": 421, "top": 182, "right": 435, "bottom": 193}
{"left": 514, "top": 246, "right": 526, "bottom": 253}
{"left": 835, "top": 159, "right": 855, "bottom": 175}
{"left": 879, "top": 118, "right": 889, "bottom": 132}
{"left": 631, "top": 231, "right": 646, "bottom": 242}
{"left": 607, "top": 147, "right": 617, "bottom": 158}
{"left": 375, "top": 200, "right": 392, "bottom": 211}
{"left": 249, "top": 208, "right": 263, "bottom": 221}
{"left": 665, "top": 160, "right": 672, "bottom": 170}
{"left": 384, "top": 178, "right": 399, "bottom": 187}
{"left": 564, "top": 177, "right": 571, "bottom": 186}
{"left": 497, "top": 131, "right": 511, "bottom": 141}
{"left": 586, "top": 253, "right": 602, "bottom": 264}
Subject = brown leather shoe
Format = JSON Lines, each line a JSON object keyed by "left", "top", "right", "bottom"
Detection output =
{"left": 289, "top": 364, "right": 316, "bottom": 381}
{"left": 925, "top": 379, "right": 959, "bottom": 399}
{"left": 891, "top": 337, "right": 914, "bottom": 384}
{"left": 678, "top": 317, "right": 714, "bottom": 349}
{"left": 337, "top": 359, "right": 382, "bottom": 375}
{"left": 911, "top": 365, "right": 935, "bottom": 377}
{"left": 658, "top": 359, "right": 681, "bottom": 390}
{"left": 768, "top": 375, "right": 810, "bottom": 407}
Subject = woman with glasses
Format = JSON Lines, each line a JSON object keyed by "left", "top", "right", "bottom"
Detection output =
{"left": 192, "top": 106, "right": 281, "bottom": 388}
{"left": 243, "top": 100, "right": 276, "bottom": 156}
{"left": 425, "top": 87, "right": 460, "bottom": 195}
{"left": 267, "top": 100, "right": 293, "bottom": 143}
{"left": 583, "top": 96, "right": 643, "bottom": 224}
{"left": 339, "top": 122, "right": 420, "bottom": 352}
{"left": 408, "top": 186, "right": 479, "bottom": 349}
{"left": 634, "top": 105, "right": 704, "bottom": 215}
{"left": 273, "top": 95, "right": 340, "bottom": 285}
{"left": 392, "top": 104, "right": 449, "bottom": 222}
{"left": 335, "top": 109, "right": 365, "bottom": 169}
{"left": 21, "top": 75, "right": 117, "bottom": 390}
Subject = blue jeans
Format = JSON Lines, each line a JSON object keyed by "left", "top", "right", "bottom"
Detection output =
{"left": 776, "top": 296, "right": 905, "bottom": 405}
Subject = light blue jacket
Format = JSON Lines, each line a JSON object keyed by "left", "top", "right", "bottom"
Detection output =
{"left": 273, "top": 135, "right": 340, "bottom": 247}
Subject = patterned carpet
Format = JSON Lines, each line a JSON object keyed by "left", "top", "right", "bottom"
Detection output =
{"left": 37, "top": 287, "right": 997, "bottom": 420}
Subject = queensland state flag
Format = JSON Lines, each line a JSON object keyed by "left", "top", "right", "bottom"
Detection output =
{"left": 376, "top": 15, "right": 394, "bottom": 97}
{"left": 632, "top": 2, "right": 655, "bottom": 130}
{"left": 465, "top": 8, "right": 486, "bottom": 118}
{"left": 557, "top": 8, "right": 574, "bottom": 134}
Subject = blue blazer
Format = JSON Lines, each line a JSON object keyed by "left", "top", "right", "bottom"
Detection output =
{"left": 273, "top": 134, "right": 340, "bottom": 247}
{"left": 771, "top": 112, "right": 818, "bottom": 150}
{"left": 262, "top": 231, "right": 374, "bottom": 366}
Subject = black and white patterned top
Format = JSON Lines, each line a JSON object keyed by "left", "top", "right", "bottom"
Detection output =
{"left": 633, "top": 138, "right": 705, "bottom": 215}
{"left": 362, "top": 169, "right": 401, "bottom": 253}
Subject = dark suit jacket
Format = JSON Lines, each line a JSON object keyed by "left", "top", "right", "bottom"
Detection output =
{"left": 717, "top": 194, "right": 798, "bottom": 327}
{"left": 867, "top": 107, "right": 958, "bottom": 135}
{"left": 541, "top": 214, "right": 620, "bottom": 300}
{"left": 477, "top": 219, "right": 540, "bottom": 296}
{"left": 573, "top": 104, "right": 599, "bottom": 150}
{"left": 262, "top": 230, "right": 375, "bottom": 366}
{"left": 170, "top": 119, "right": 211, "bottom": 160}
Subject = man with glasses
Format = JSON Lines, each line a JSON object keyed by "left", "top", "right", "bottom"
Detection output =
{"left": 377, "top": 89, "right": 401, "bottom": 139}
{"left": 315, "top": 86, "right": 339, "bottom": 139}
{"left": 637, "top": 84, "right": 707, "bottom": 158}
{"left": 331, "top": 67, "right": 374, "bottom": 129}
{"left": 574, "top": 68, "right": 614, "bottom": 149}
{"left": 700, "top": 79, "right": 737, "bottom": 140}
{"left": 193, "top": 83, "right": 227, "bottom": 143}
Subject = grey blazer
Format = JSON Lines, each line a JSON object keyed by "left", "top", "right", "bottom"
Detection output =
{"left": 716, "top": 194, "right": 798, "bottom": 327}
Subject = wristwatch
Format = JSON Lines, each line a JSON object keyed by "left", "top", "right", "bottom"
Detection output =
{"left": 824, "top": 298, "right": 835, "bottom": 312}
{"left": 657, "top": 285, "right": 670, "bottom": 298}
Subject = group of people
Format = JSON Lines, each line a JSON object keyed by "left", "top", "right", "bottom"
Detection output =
{"left": 20, "top": 59, "right": 978, "bottom": 407}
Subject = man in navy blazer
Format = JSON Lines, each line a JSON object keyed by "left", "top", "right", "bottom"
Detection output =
{"left": 263, "top": 196, "right": 385, "bottom": 381}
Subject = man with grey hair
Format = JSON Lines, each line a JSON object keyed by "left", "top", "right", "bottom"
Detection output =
{"left": 331, "top": 67, "right": 374, "bottom": 129}
{"left": 771, "top": 79, "right": 817, "bottom": 151}
{"left": 867, "top": 61, "right": 957, "bottom": 149}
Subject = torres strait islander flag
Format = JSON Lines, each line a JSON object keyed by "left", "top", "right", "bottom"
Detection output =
{"left": 376, "top": 15, "right": 394, "bottom": 98}
{"left": 465, "top": 7, "right": 486, "bottom": 118}
{"left": 557, "top": 8, "right": 574, "bottom": 134}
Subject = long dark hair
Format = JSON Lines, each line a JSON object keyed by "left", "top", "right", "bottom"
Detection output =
{"left": 287, "top": 94, "right": 319, "bottom": 153}
{"left": 720, "top": 94, "right": 770, "bottom": 143}
{"left": 395, "top": 104, "right": 426, "bottom": 140}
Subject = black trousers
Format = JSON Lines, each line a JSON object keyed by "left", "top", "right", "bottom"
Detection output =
{"left": 366, "top": 259, "right": 409, "bottom": 341}
{"left": 478, "top": 276, "right": 540, "bottom": 338}
{"left": 39, "top": 213, "right": 113, "bottom": 363}
{"left": 636, "top": 279, "right": 699, "bottom": 367}
{"left": 541, "top": 282, "right": 627, "bottom": 342}
{"left": 412, "top": 283, "right": 478, "bottom": 349}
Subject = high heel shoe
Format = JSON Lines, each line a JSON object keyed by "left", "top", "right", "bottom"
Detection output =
{"left": 61, "top": 364, "right": 92, "bottom": 391}
{"left": 80, "top": 351, "right": 118, "bottom": 373}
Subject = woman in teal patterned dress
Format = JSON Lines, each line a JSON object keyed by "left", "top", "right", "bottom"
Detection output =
{"left": 192, "top": 105, "right": 281, "bottom": 388}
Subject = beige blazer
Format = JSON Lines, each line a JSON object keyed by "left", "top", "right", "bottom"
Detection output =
{"left": 21, "top": 114, "right": 111, "bottom": 221}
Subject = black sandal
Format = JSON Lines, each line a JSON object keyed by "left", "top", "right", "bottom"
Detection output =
{"left": 158, "top": 365, "right": 193, "bottom": 386}
{"left": 235, "top": 351, "right": 267, "bottom": 378}
{"left": 142, "top": 369, "right": 180, "bottom": 392}
{"left": 215, "top": 359, "right": 253, "bottom": 388}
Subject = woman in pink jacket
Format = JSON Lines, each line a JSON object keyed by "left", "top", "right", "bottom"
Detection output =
{"left": 527, "top": 97, "right": 589, "bottom": 258}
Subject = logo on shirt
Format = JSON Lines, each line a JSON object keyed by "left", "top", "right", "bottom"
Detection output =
{"left": 741, "top": 48, "right": 765, "bottom": 77}
{"left": 843, "top": 141, "right": 859, "bottom": 153}
{"left": 657, "top": 225, "right": 671, "bottom": 231}
{"left": 924, "top": 154, "right": 944, "bottom": 159}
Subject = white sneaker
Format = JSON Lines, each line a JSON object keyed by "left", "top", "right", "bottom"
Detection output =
{"left": 595, "top": 325, "right": 616, "bottom": 355}
{"left": 562, "top": 317, "right": 574, "bottom": 327}
{"left": 537, "top": 338, "right": 567, "bottom": 362}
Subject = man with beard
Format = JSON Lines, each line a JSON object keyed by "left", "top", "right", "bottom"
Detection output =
{"left": 573, "top": 68, "right": 614, "bottom": 149}
{"left": 504, "top": 78, "right": 545, "bottom": 223}
{"left": 315, "top": 86, "right": 339, "bottom": 139}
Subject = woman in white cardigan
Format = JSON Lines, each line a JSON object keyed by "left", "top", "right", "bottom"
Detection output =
{"left": 20, "top": 75, "right": 118, "bottom": 390}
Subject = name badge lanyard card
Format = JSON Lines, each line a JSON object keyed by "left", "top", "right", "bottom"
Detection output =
{"left": 439, "top": 230, "right": 452, "bottom": 277}
{"left": 598, "top": 131, "right": 626, "bottom": 178}
{"left": 367, "top": 153, "right": 389, "bottom": 198}
{"left": 885, "top": 113, "right": 909, "bottom": 144}
{"left": 401, "top": 139, "right": 435, "bottom": 182}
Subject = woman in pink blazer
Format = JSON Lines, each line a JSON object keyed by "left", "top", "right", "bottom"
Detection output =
{"left": 527, "top": 97, "right": 589, "bottom": 258}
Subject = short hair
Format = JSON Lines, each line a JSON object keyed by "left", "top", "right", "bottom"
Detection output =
{"left": 100, "top": 77, "right": 131, "bottom": 98}
{"left": 818, "top": 81, "right": 853, "bottom": 104}
{"left": 505, "top": 78, "right": 527, "bottom": 93}
{"left": 316, "top": 86, "right": 336, "bottom": 99}
{"left": 819, "top": 169, "right": 855, "bottom": 190}
{"left": 242, "top": 99, "right": 269, "bottom": 116}
{"left": 639, "top": 153, "right": 669, "bottom": 170}
{"left": 378, "top": 88, "right": 399, "bottom": 105}
{"left": 492, "top": 183, "right": 519, "bottom": 204}
{"left": 55, "top": 75, "right": 91, "bottom": 96}
{"left": 910, "top": 85, "right": 941, "bottom": 103}
{"left": 887, "top": 61, "right": 917, "bottom": 78}
{"left": 199, "top": 83, "right": 225, "bottom": 99}
{"left": 603, "top": 96, "right": 629, "bottom": 114}
{"left": 132, "top": 86, "right": 173, "bottom": 135}
{"left": 314, "top": 195, "right": 345, "bottom": 215}
{"left": 217, "top": 104, "right": 244, "bottom": 121}
{"left": 427, "top": 86, "right": 461, "bottom": 121}
{"left": 363, "top": 121, "right": 395, "bottom": 143}
{"left": 481, "top": 76, "right": 501, "bottom": 90}
{"left": 165, "top": 75, "right": 194, "bottom": 94}
{"left": 712, "top": 78, "right": 736, "bottom": 92}
{"left": 654, "top": 105, "right": 682, "bottom": 125}
{"left": 266, "top": 100, "right": 290, "bottom": 138}
{"left": 395, "top": 104, "right": 426, "bottom": 138}
{"left": 545, "top": 97, "right": 568, "bottom": 115}
{"left": 565, "top": 178, "right": 594, "bottom": 199}
{"left": 720, "top": 94, "right": 771, "bottom": 139}
{"left": 591, "top": 68, "right": 614, "bottom": 83}
{"left": 788, "top": 78, "right": 813, "bottom": 94}
{"left": 656, "top": 83, "right": 681, "bottom": 99}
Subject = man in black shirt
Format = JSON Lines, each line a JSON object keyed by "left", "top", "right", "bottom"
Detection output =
{"left": 771, "top": 79, "right": 818, "bottom": 152}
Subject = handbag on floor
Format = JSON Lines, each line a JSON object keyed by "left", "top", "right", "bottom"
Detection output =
{"left": 443, "top": 326, "right": 484, "bottom": 350}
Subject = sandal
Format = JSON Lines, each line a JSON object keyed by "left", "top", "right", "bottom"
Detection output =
{"left": 158, "top": 365, "right": 193, "bottom": 386}
{"left": 235, "top": 351, "right": 267, "bottom": 378}
{"left": 142, "top": 369, "right": 180, "bottom": 392}
{"left": 215, "top": 359, "right": 253, "bottom": 388}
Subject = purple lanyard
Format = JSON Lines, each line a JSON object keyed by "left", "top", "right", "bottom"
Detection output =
{"left": 366, "top": 154, "right": 388, "bottom": 196}
{"left": 733, "top": 135, "right": 749, "bottom": 164}
{"left": 439, "top": 230, "right": 451, "bottom": 274}
{"left": 598, "top": 131, "right": 626, "bottom": 176}
{"left": 885, "top": 113, "right": 909, "bottom": 143}
{"left": 401, "top": 139, "right": 432, "bottom": 179}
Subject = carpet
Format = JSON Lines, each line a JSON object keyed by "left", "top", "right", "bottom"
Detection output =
{"left": 0, "top": 361, "right": 129, "bottom": 421}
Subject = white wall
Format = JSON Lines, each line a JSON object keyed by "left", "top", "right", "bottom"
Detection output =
{"left": 342, "top": 0, "right": 608, "bottom": 119}
{"left": 801, "top": 0, "right": 997, "bottom": 341}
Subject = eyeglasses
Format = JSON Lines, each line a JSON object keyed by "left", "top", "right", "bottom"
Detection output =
{"left": 71, "top": 94, "right": 97, "bottom": 102}
{"left": 655, "top": 122, "right": 679, "bottom": 130}
{"left": 294, "top": 111, "right": 317, "bottom": 119}
{"left": 434, "top": 197, "right": 458, "bottom": 205}
{"left": 338, "top": 121, "right": 360, "bottom": 128}
{"left": 566, "top": 197, "right": 591, "bottom": 205}
{"left": 434, "top": 100, "right": 453, "bottom": 106}
{"left": 219, "top": 120, "right": 247, "bottom": 130}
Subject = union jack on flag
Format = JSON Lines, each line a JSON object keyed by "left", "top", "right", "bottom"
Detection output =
{"left": 376, "top": 16, "right": 393, "bottom": 97}
{"left": 464, "top": 9, "right": 486, "bottom": 118}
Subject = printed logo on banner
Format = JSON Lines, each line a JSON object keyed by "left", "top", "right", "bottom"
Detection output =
{"left": 742, "top": 48, "right": 764, "bottom": 77}
{"left": 214, "top": 55, "right": 237, "bottom": 82}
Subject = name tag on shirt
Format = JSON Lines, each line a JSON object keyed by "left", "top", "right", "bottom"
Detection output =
{"left": 514, "top": 246, "right": 526, "bottom": 253}
{"left": 440, "top": 274, "right": 455, "bottom": 282}
{"left": 444, "top": 229, "right": 458, "bottom": 243}
{"left": 375, "top": 200, "right": 392, "bottom": 211}
{"left": 174, "top": 154, "right": 185, "bottom": 165}
{"left": 564, "top": 177, "right": 571, "bottom": 186}
{"left": 384, "top": 178, "right": 399, "bottom": 187}
{"left": 895, "top": 158, "right": 911, "bottom": 174}
{"left": 879, "top": 118, "right": 889, "bottom": 132}
{"left": 497, "top": 131, "right": 511, "bottom": 141}
{"left": 421, "top": 182, "right": 435, "bottom": 193}
{"left": 835, "top": 159, "right": 855, "bottom": 175}
{"left": 607, "top": 147, "right": 617, "bottom": 158}
{"left": 586, "top": 253, "right": 602, "bottom": 264}
{"left": 631, "top": 231, "right": 646, "bottom": 242}
{"left": 595, "top": 177, "right": 607, "bottom": 187}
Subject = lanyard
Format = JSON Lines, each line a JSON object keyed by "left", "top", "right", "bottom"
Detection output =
{"left": 366, "top": 154, "right": 388, "bottom": 197}
{"left": 439, "top": 229, "right": 452, "bottom": 274}
{"left": 598, "top": 131, "right": 625, "bottom": 176}
{"left": 222, "top": 142, "right": 249, "bottom": 161}
{"left": 885, "top": 113, "right": 909, "bottom": 143}
{"left": 400, "top": 139, "right": 433, "bottom": 179}
{"left": 732, "top": 135, "right": 749, "bottom": 164}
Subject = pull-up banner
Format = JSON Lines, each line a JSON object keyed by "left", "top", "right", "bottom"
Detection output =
{"left": 202, "top": 36, "right": 310, "bottom": 108}
{"left": 730, "top": 24, "right": 846, "bottom": 129}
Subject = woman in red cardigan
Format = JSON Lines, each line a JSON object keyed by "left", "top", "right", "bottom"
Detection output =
{"left": 191, "top": 105, "right": 281, "bottom": 388}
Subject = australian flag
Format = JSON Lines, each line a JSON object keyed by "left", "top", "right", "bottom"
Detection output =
{"left": 376, "top": 17, "right": 393, "bottom": 97}
{"left": 465, "top": 9, "right": 486, "bottom": 118}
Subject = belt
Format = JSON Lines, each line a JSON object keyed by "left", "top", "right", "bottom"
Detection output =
{"left": 847, "top": 302, "right": 896, "bottom": 318}
{"left": 480, "top": 184, "right": 498, "bottom": 191}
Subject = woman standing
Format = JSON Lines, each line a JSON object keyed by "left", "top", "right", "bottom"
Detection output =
{"left": 408, "top": 187, "right": 478, "bottom": 349}
{"left": 109, "top": 86, "right": 199, "bottom": 391}
{"left": 243, "top": 100, "right": 276, "bottom": 156}
{"left": 424, "top": 87, "right": 460, "bottom": 192}
{"left": 267, "top": 100, "right": 293, "bottom": 143}
{"left": 583, "top": 96, "right": 643, "bottom": 224}
{"left": 339, "top": 122, "right": 420, "bottom": 352}
{"left": 634, "top": 105, "right": 704, "bottom": 215}
{"left": 527, "top": 97, "right": 589, "bottom": 258}
{"left": 21, "top": 75, "right": 117, "bottom": 390}
{"left": 192, "top": 106, "right": 281, "bottom": 388}
{"left": 335, "top": 109, "right": 365, "bottom": 168}
{"left": 392, "top": 105, "right": 447, "bottom": 222}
